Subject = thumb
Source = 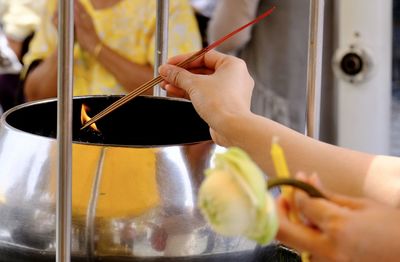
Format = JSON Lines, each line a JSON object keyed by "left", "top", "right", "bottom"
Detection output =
{"left": 159, "top": 64, "right": 196, "bottom": 94}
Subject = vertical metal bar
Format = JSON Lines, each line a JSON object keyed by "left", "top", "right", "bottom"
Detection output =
{"left": 153, "top": 0, "right": 169, "bottom": 97}
{"left": 85, "top": 148, "right": 106, "bottom": 260}
{"left": 305, "top": 0, "right": 325, "bottom": 139}
{"left": 57, "top": 0, "right": 74, "bottom": 261}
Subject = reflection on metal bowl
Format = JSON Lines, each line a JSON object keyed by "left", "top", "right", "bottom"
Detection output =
{"left": 0, "top": 95, "right": 269, "bottom": 260}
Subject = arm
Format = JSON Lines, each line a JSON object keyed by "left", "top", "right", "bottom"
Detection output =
{"left": 207, "top": 0, "right": 259, "bottom": 53}
{"left": 24, "top": 50, "right": 58, "bottom": 101}
{"left": 74, "top": 1, "right": 153, "bottom": 93}
{"left": 158, "top": 51, "right": 400, "bottom": 204}
{"left": 224, "top": 113, "right": 375, "bottom": 197}
{"left": 23, "top": 2, "right": 59, "bottom": 101}
{"left": 92, "top": 42, "right": 154, "bottom": 94}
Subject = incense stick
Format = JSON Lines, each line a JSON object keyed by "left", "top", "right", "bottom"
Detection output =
{"left": 81, "top": 6, "right": 276, "bottom": 130}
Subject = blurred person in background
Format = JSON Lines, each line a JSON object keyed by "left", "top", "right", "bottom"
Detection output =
{"left": 23, "top": 0, "right": 202, "bottom": 101}
{"left": 0, "top": 0, "right": 45, "bottom": 58}
{"left": 0, "top": 0, "right": 45, "bottom": 113}
{"left": 190, "top": 0, "right": 216, "bottom": 47}
{"left": 207, "top": 0, "right": 309, "bottom": 133}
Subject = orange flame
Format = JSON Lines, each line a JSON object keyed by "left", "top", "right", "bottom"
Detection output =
{"left": 81, "top": 104, "right": 99, "bottom": 132}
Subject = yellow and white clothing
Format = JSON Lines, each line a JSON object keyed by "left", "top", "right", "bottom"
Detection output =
{"left": 24, "top": 0, "right": 202, "bottom": 96}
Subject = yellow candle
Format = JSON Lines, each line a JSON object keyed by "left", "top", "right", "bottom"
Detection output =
{"left": 270, "top": 137, "right": 292, "bottom": 197}
{"left": 270, "top": 137, "right": 310, "bottom": 262}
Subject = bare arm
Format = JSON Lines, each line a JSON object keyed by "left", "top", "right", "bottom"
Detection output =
{"left": 74, "top": 1, "right": 153, "bottom": 94}
{"left": 224, "top": 112, "right": 374, "bottom": 197}
{"left": 94, "top": 44, "right": 153, "bottom": 93}
{"left": 24, "top": 50, "right": 58, "bottom": 101}
{"left": 159, "top": 51, "right": 400, "bottom": 205}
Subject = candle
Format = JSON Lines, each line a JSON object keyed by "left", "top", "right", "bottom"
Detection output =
{"left": 270, "top": 137, "right": 292, "bottom": 196}
{"left": 270, "top": 137, "right": 310, "bottom": 262}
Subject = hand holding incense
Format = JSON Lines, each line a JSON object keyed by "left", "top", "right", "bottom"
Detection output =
{"left": 81, "top": 6, "right": 276, "bottom": 130}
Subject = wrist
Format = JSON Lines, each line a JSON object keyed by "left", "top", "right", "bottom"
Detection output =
{"left": 217, "top": 110, "right": 255, "bottom": 147}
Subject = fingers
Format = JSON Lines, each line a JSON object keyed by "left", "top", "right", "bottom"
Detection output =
{"left": 158, "top": 50, "right": 237, "bottom": 94}
{"left": 295, "top": 191, "right": 344, "bottom": 227}
{"left": 164, "top": 84, "right": 190, "bottom": 99}
{"left": 158, "top": 64, "right": 198, "bottom": 95}
{"left": 327, "top": 193, "right": 369, "bottom": 209}
{"left": 276, "top": 197, "right": 326, "bottom": 254}
{"left": 296, "top": 172, "right": 367, "bottom": 209}
{"left": 293, "top": 173, "right": 342, "bottom": 225}
{"left": 165, "top": 50, "right": 230, "bottom": 71}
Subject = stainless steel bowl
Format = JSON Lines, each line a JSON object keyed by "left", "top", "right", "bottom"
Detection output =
{"left": 0, "top": 96, "right": 257, "bottom": 260}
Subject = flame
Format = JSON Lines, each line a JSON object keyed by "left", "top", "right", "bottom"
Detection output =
{"left": 81, "top": 104, "right": 99, "bottom": 132}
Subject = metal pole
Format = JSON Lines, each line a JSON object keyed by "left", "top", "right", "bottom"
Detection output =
{"left": 305, "top": 0, "right": 325, "bottom": 139}
{"left": 85, "top": 148, "right": 106, "bottom": 260}
{"left": 153, "top": 0, "right": 169, "bottom": 97}
{"left": 57, "top": 0, "right": 74, "bottom": 261}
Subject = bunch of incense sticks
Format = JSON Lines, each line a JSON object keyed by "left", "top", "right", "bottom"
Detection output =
{"left": 81, "top": 6, "right": 276, "bottom": 130}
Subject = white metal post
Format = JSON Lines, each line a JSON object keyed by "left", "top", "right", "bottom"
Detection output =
{"left": 153, "top": 0, "right": 169, "bottom": 97}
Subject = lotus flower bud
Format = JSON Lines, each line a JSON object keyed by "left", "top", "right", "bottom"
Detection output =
{"left": 198, "top": 147, "right": 278, "bottom": 244}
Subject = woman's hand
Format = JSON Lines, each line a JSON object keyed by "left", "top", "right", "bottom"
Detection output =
{"left": 158, "top": 51, "right": 254, "bottom": 145}
{"left": 276, "top": 174, "right": 400, "bottom": 262}
{"left": 74, "top": 0, "right": 101, "bottom": 56}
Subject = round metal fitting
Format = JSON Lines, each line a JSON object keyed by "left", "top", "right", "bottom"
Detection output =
{"left": 333, "top": 45, "right": 374, "bottom": 84}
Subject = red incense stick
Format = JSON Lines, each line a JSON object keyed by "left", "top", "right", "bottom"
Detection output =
{"left": 207, "top": 6, "right": 276, "bottom": 51}
{"left": 81, "top": 6, "right": 276, "bottom": 130}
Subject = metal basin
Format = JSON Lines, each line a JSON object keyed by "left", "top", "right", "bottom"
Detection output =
{"left": 0, "top": 96, "right": 259, "bottom": 260}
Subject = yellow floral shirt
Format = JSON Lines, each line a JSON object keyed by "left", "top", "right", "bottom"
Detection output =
{"left": 24, "top": 0, "right": 202, "bottom": 96}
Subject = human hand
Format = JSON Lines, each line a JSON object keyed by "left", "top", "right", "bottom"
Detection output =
{"left": 158, "top": 51, "right": 254, "bottom": 145}
{"left": 276, "top": 174, "right": 400, "bottom": 262}
{"left": 74, "top": 0, "right": 101, "bottom": 55}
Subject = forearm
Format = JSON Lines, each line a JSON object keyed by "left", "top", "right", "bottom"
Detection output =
{"left": 96, "top": 44, "right": 154, "bottom": 94}
{"left": 24, "top": 51, "right": 58, "bottom": 101}
{"left": 223, "top": 113, "right": 375, "bottom": 197}
{"left": 364, "top": 155, "right": 400, "bottom": 207}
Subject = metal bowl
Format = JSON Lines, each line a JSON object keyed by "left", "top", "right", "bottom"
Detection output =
{"left": 0, "top": 95, "right": 258, "bottom": 260}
